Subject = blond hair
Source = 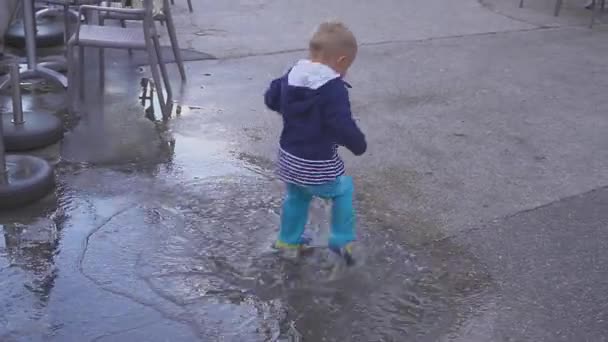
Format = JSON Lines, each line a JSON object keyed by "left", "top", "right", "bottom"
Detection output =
{"left": 309, "top": 21, "right": 358, "bottom": 58}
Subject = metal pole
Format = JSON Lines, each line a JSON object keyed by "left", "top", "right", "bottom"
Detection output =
{"left": 554, "top": 0, "right": 563, "bottom": 17}
{"left": 10, "top": 64, "right": 24, "bottom": 125}
{"left": 0, "top": 94, "right": 7, "bottom": 185}
{"left": 22, "top": 0, "right": 38, "bottom": 69}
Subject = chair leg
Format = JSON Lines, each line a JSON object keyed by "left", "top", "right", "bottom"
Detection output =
{"left": 123, "top": 17, "right": 133, "bottom": 55}
{"left": 589, "top": 0, "right": 603, "bottom": 27}
{"left": 146, "top": 38, "right": 170, "bottom": 120}
{"left": 79, "top": 46, "right": 85, "bottom": 100}
{"left": 63, "top": 5, "right": 70, "bottom": 45}
{"left": 554, "top": 0, "right": 563, "bottom": 16}
{"left": 155, "top": 37, "right": 172, "bottom": 99}
{"left": 11, "top": 1, "right": 22, "bottom": 22}
{"left": 519, "top": 0, "right": 524, "bottom": 8}
{"left": 164, "top": 14, "right": 186, "bottom": 81}
{"left": 67, "top": 42, "right": 76, "bottom": 114}
{"left": 99, "top": 48, "right": 105, "bottom": 88}
{"left": 187, "top": 0, "right": 193, "bottom": 12}
{"left": 153, "top": 35, "right": 173, "bottom": 117}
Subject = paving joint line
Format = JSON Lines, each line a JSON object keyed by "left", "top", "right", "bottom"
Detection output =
{"left": 210, "top": 25, "right": 572, "bottom": 62}
{"left": 425, "top": 184, "right": 608, "bottom": 246}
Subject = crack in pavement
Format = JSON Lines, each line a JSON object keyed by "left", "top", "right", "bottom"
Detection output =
{"left": 75, "top": 203, "right": 201, "bottom": 339}
{"left": 90, "top": 319, "right": 162, "bottom": 342}
{"left": 76, "top": 204, "right": 135, "bottom": 277}
{"left": 213, "top": 25, "right": 562, "bottom": 61}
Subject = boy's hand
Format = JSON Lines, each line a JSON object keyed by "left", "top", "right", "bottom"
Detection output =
{"left": 264, "top": 77, "right": 282, "bottom": 113}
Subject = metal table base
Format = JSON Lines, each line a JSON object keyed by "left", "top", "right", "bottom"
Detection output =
{"left": 20, "top": 0, "right": 68, "bottom": 88}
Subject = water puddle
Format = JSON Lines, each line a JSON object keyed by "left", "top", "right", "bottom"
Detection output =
{"left": 0, "top": 150, "right": 490, "bottom": 341}
{"left": 1, "top": 78, "right": 489, "bottom": 340}
{"left": 71, "top": 171, "right": 461, "bottom": 341}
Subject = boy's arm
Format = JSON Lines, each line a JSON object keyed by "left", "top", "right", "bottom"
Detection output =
{"left": 322, "top": 81, "right": 367, "bottom": 156}
{"left": 264, "top": 77, "right": 282, "bottom": 113}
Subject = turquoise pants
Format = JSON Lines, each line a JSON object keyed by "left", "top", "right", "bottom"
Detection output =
{"left": 279, "top": 176, "right": 356, "bottom": 248}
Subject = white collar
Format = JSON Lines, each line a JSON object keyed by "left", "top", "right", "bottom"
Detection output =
{"left": 287, "top": 59, "right": 340, "bottom": 90}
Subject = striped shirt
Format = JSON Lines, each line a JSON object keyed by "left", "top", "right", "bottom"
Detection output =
{"left": 277, "top": 146, "right": 345, "bottom": 186}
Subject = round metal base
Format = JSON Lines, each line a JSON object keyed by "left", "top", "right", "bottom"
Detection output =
{"left": 2, "top": 111, "right": 64, "bottom": 152}
{"left": 5, "top": 17, "right": 65, "bottom": 49}
{"left": 0, "top": 155, "right": 55, "bottom": 210}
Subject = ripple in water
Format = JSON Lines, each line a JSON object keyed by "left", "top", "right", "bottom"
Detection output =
{"left": 3, "top": 166, "right": 464, "bottom": 341}
{"left": 127, "top": 177, "right": 456, "bottom": 341}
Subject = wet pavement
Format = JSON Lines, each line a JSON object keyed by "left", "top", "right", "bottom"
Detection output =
{"left": 1, "top": 0, "right": 608, "bottom": 341}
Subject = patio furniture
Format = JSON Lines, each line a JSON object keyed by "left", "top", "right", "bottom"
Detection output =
{"left": 0, "top": 61, "right": 63, "bottom": 151}
{"left": 4, "top": 0, "right": 66, "bottom": 49}
{"left": 170, "top": 0, "right": 192, "bottom": 13}
{"left": 5, "top": 15, "right": 66, "bottom": 48}
{"left": 519, "top": 0, "right": 606, "bottom": 27}
{"left": 0, "top": 63, "right": 56, "bottom": 210}
{"left": 590, "top": 0, "right": 606, "bottom": 27}
{"left": 519, "top": 0, "right": 564, "bottom": 16}
{"left": 34, "top": 0, "right": 101, "bottom": 45}
{"left": 67, "top": 1, "right": 173, "bottom": 119}
{"left": 12, "top": 0, "right": 68, "bottom": 88}
{"left": 99, "top": 0, "right": 186, "bottom": 81}
{"left": 0, "top": 150, "right": 56, "bottom": 210}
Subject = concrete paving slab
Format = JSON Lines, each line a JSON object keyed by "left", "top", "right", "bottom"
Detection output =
{"left": 450, "top": 186, "right": 608, "bottom": 341}
{"left": 173, "top": 25, "right": 608, "bottom": 242}
{"left": 2, "top": 0, "right": 608, "bottom": 340}
{"left": 169, "top": 0, "right": 534, "bottom": 58}
{"left": 482, "top": 0, "right": 608, "bottom": 28}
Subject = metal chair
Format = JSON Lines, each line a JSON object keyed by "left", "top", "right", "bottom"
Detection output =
{"left": 99, "top": 0, "right": 186, "bottom": 81}
{"left": 34, "top": 0, "right": 102, "bottom": 44}
{"left": 67, "top": 0, "right": 173, "bottom": 119}
{"left": 170, "top": 0, "right": 192, "bottom": 13}
{"left": 519, "top": 0, "right": 606, "bottom": 27}
{"left": 519, "top": 0, "right": 564, "bottom": 17}
{"left": 590, "top": 0, "right": 606, "bottom": 27}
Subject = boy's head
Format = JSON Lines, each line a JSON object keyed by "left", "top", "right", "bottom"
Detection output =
{"left": 309, "top": 21, "right": 358, "bottom": 77}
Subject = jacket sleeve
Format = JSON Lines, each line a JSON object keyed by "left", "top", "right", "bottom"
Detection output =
{"left": 321, "top": 80, "right": 367, "bottom": 156}
{"left": 264, "top": 77, "right": 282, "bottom": 113}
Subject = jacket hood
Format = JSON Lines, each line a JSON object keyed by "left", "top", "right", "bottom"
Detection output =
{"left": 287, "top": 60, "right": 340, "bottom": 89}
{"left": 281, "top": 60, "right": 340, "bottom": 116}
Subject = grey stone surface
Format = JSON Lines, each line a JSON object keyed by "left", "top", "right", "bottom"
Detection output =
{"left": 175, "top": 25, "right": 608, "bottom": 243}
{"left": 451, "top": 186, "right": 608, "bottom": 341}
{"left": 1, "top": 0, "right": 607, "bottom": 340}
{"left": 168, "top": 0, "right": 533, "bottom": 58}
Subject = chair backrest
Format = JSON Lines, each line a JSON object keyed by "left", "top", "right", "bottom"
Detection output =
{"left": 129, "top": 0, "right": 162, "bottom": 15}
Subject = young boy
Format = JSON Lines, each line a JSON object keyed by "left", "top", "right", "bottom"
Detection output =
{"left": 264, "top": 21, "right": 367, "bottom": 265}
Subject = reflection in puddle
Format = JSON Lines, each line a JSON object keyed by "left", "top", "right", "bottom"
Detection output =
{"left": 2, "top": 219, "right": 58, "bottom": 301}
{"left": 0, "top": 68, "right": 489, "bottom": 340}
{"left": 0, "top": 194, "right": 65, "bottom": 340}
{"left": 72, "top": 173, "right": 457, "bottom": 341}
{"left": 0, "top": 150, "right": 483, "bottom": 341}
{"left": 138, "top": 77, "right": 185, "bottom": 123}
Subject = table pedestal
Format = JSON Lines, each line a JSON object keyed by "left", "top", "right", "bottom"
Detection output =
{"left": 1, "top": 63, "right": 64, "bottom": 152}
{"left": 19, "top": 0, "right": 68, "bottom": 88}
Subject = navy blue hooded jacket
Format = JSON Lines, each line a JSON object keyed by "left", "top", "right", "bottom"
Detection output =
{"left": 264, "top": 60, "right": 367, "bottom": 185}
